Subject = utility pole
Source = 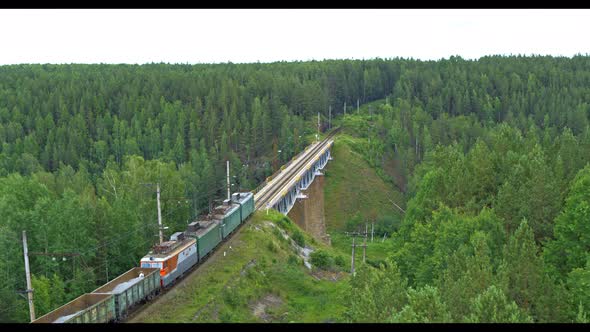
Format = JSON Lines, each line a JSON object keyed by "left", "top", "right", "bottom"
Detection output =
{"left": 351, "top": 236, "right": 356, "bottom": 276}
{"left": 22, "top": 231, "right": 35, "bottom": 322}
{"left": 226, "top": 160, "right": 231, "bottom": 201}
{"left": 345, "top": 230, "right": 367, "bottom": 277}
{"left": 344, "top": 101, "right": 346, "bottom": 116}
{"left": 156, "top": 183, "right": 163, "bottom": 244}
{"left": 317, "top": 112, "right": 320, "bottom": 142}
{"left": 328, "top": 105, "right": 332, "bottom": 129}
{"left": 371, "top": 222, "right": 374, "bottom": 242}
{"left": 363, "top": 223, "right": 368, "bottom": 263}
{"left": 142, "top": 182, "right": 169, "bottom": 244}
{"left": 357, "top": 98, "right": 360, "bottom": 114}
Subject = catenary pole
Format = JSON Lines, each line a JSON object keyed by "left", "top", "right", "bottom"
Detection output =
{"left": 22, "top": 231, "right": 35, "bottom": 322}
{"left": 157, "top": 183, "right": 163, "bottom": 244}
{"left": 226, "top": 160, "right": 231, "bottom": 201}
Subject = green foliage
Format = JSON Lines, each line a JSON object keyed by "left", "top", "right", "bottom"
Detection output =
{"left": 373, "top": 213, "right": 401, "bottom": 236}
{"left": 323, "top": 135, "right": 404, "bottom": 233}
{"left": 267, "top": 239, "right": 279, "bottom": 253}
{"left": 501, "top": 219, "right": 571, "bottom": 322}
{"left": 334, "top": 255, "right": 346, "bottom": 268}
{"left": 345, "top": 259, "right": 408, "bottom": 322}
{"left": 391, "top": 286, "right": 451, "bottom": 323}
{"left": 466, "top": 285, "right": 533, "bottom": 323}
{"left": 287, "top": 254, "right": 300, "bottom": 266}
{"left": 344, "top": 212, "right": 363, "bottom": 232}
{"left": 544, "top": 165, "right": 590, "bottom": 278}
{"left": 438, "top": 230, "right": 497, "bottom": 321}
{"left": 309, "top": 249, "right": 345, "bottom": 272}
{"left": 576, "top": 303, "right": 589, "bottom": 323}
{"left": 2, "top": 56, "right": 590, "bottom": 322}
{"left": 567, "top": 256, "right": 590, "bottom": 316}
{"left": 292, "top": 230, "right": 305, "bottom": 248}
{"left": 310, "top": 249, "right": 333, "bottom": 270}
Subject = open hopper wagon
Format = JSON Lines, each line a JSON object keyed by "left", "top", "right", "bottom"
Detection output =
{"left": 32, "top": 293, "right": 115, "bottom": 323}
{"left": 92, "top": 267, "right": 160, "bottom": 321}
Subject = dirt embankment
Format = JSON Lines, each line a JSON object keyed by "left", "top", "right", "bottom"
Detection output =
{"left": 288, "top": 175, "right": 330, "bottom": 245}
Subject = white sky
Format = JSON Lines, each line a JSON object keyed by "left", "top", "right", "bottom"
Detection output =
{"left": 1, "top": 9, "right": 589, "bottom": 65}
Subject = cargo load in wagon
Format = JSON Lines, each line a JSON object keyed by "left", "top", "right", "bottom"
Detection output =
{"left": 32, "top": 293, "right": 115, "bottom": 323}
{"left": 92, "top": 267, "right": 160, "bottom": 321}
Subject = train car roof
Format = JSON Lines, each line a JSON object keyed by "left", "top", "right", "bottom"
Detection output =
{"left": 191, "top": 218, "right": 221, "bottom": 237}
{"left": 141, "top": 237, "right": 195, "bottom": 261}
{"left": 184, "top": 192, "right": 253, "bottom": 238}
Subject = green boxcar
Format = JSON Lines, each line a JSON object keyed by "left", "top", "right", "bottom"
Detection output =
{"left": 222, "top": 204, "right": 241, "bottom": 238}
{"left": 32, "top": 293, "right": 115, "bottom": 323}
{"left": 240, "top": 192, "right": 255, "bottom": 222}
{"left": 197, "top": 221, "right": 222, "bottom": 259}
{"left": 92, "top": 267, "right": 160, "bottom": 321}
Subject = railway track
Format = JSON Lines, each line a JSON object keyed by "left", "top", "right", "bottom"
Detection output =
{"left": 124, "top": 219, "right": 244, "bottom": 322}
{"left": 254, "top": 128, "right": 339, "bottom": 211}
{"left": 125, "top": 128, "right": 339, "bottom": 322}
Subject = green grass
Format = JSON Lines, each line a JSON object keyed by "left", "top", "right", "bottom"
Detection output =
{"left": 330, "top": 232, "right": 395, "bottom": 265}
{"left": 133, "top": 99, "right": 404, "bottom": 323}
{"left": 323, "top": 134, "right": 404, "bottom": 232}
{"left": 132, "top": 210, "right": 349, "bottom": 323}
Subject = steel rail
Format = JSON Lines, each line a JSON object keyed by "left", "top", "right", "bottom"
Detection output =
{"left": 254, "top": 128, "right": 339, "bottom": 211}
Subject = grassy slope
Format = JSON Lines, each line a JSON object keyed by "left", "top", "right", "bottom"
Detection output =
{"left": 131, "top": 210, "right": 349, "bottom": 323}
{"left": 131, "top": 100, "right": 404, "bottom": 323}
{"left": 323, "top": 134, "right": 404, "bottom": 263}
{"left": 323, "top": 134, "right": 404, "bottom": 232}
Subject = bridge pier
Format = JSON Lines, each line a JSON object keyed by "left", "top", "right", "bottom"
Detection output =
{"left": 287, "top": 171, "right": 330, "bottom": 245}
{"left": 271, "top": 146, "right": 332, "bottom": 215}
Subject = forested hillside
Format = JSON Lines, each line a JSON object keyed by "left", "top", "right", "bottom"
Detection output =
{"left": 1, "top": 55, "right": 590, "bottom": 322}
{"left": 335, "top": 56, "right": 590, "bottom": 322}
{"left": 0, "top": 60, "right": 394, "bottom": 322}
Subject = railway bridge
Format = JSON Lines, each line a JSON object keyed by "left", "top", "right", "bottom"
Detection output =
{"left": 253, "top": 130, "right": 336, "bottom": 215}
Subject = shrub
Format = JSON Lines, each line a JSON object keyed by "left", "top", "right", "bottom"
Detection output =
{"left": 277, "top": 216, "right": 291, "bottom": 230}
{"left": 272, "top": 227, "right": 287, "bottom": 243}
{"left": 345, "top": 212, "right": 363, "bottom": 232}
{"left": 222, "top": 287, "right": 242, "bottom": 308}
{"left": 334, "top": 255, "right": 346, "bottom": 268}
{"left": 310, "top": 249, "right": 334, "bottom": 270}
{"left": 366, "top": 258, "right": 386, "bottom": 269}
{"left": 374, "top": 213, "right": 402, "bottom": 236}
{"left": 219, "top": 308, "right": 237, "bottom": 322}
{"left": 292, "top": 230, "right": 305, "bottom": 247}
{"left": 287, "top": 254, "right": 300, "bottom": 266}
{"left": 267, "top": 239, "right": 279, "bottom": 253}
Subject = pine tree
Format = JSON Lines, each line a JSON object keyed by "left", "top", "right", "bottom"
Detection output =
{"left": 466, "top": 285, "right": 533, "bottom": 323}
{"left": 391, "top": 286, "right": 451, "bottom": 322}
{"left": 545, "top": 165, "right": 590, "bottom": 277}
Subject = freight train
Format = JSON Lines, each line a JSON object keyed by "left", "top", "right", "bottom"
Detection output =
{"left": 32, "top": 192, "right": 255, "bottom": 323}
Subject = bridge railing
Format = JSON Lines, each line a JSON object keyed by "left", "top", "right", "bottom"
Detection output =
{"left": 252, "top": 143, "right": 311, "bottom": 196}
{"left": 251, "top": 127, "right": 339, "bottom": 196}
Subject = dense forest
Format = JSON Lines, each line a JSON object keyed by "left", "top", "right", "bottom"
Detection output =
{"left": 337, "top": 56, "right": 590, "bottom": 322}
{"left": 0, "top": 60, "right": 394, "bottom": 322}
{"left": 1, "top": 55, "right": 590, "bottom": 322}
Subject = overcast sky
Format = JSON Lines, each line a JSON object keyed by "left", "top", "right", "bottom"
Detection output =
{"left": 1, "top": 9, "right": 589, "bottom": 65}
